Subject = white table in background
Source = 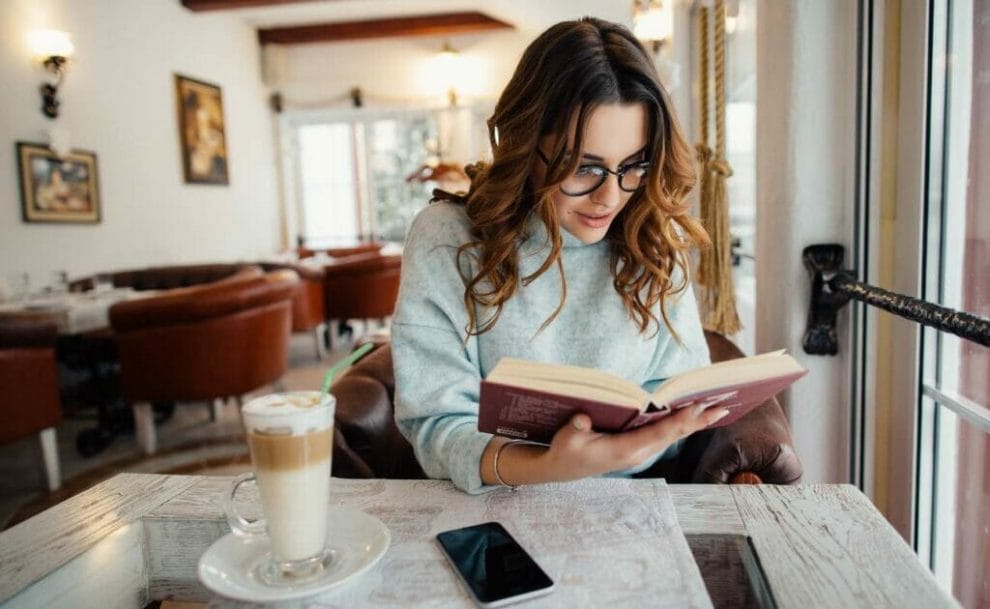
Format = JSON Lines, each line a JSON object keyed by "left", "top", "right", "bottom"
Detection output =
{"left": 0, "top": 288, "right": 151, "bottom": 335}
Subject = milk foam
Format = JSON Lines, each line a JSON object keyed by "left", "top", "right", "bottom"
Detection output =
{"left": 242, "top": 391, "right": 334, "bottom": 436}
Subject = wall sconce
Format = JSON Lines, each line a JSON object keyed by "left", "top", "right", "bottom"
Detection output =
{"left": 28, "top": 29, "right": 75, "bottom": 119}
{"left": 435, "top": 41, "right": 461, "bottom": 107}
{"left": 632, "top": 0, "right": 673, "bottom": 53}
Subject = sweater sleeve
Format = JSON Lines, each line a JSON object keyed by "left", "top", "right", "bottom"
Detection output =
{"left": 390, "top": 203, "right": 498, "bottom": 494}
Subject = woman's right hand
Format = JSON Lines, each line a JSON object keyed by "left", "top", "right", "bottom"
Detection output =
{"left": 538, "top": 405, "right": 731, "bottom": 481}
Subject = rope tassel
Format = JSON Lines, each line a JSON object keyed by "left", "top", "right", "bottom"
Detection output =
{"left": 696, "top": 0, "right": 741, "bottom": 335}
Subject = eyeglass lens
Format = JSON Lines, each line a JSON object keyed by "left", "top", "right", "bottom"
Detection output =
{"left": 559, "top": 163, "right": 648, "bottom": 196}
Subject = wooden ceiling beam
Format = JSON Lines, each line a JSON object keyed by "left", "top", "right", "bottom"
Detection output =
{"left": 257, "top": 11, "right": 514, "bottom": 45}
{"left": 182, "top": 0, "right": 327, "bottom": 11}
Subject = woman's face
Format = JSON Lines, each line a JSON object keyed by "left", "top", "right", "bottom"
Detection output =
{"left": 535, "top": 102, "right": 649, "bottom": 244}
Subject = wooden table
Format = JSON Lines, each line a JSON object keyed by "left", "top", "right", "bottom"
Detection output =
{"left": 0, "top": 475, "right": 960, "bottom": 608}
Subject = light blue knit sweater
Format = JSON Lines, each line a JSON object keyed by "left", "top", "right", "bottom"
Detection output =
{"left": 391, "top": 201, "right": 711, "bottom": 493}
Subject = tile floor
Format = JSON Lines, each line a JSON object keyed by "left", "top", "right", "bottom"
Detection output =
{"left": 0, "top": 332, "right": 353, "bottom": 529}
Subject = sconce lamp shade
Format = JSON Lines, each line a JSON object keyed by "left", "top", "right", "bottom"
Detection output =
{"left": 633, "top": 1, "right": 673, "bottom": 43}
{"left": 28, "top": 29, "right": 75, "bottom": 60}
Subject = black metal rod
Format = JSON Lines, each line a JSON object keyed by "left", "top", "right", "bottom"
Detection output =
{"left": 830, "top": 273, "right": 990, "bottom": 348}
{"left": 802, "top": 244, "right": 990, "bottom": 355}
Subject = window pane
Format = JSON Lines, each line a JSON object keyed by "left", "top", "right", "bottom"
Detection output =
{"left": 366, "top": 117, "right": 434, "bottom": 242}
{"left": 298, "top": 123, "right": 358, "bottom": 241}
{"left": 930, "top": 404, "right": 989, "bottom": 608}
{"left": 954, "top": 0, "right": 990, "bottom": 410}
{"left": 924, "top": 2, "right": 990, "bottom": 607}
{"left": 726, "top": 0, "right": 757, "bottom": 354}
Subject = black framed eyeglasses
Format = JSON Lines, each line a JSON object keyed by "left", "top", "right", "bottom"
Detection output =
{"left": 537, "top": 149, "right": 650, "bottom": 197}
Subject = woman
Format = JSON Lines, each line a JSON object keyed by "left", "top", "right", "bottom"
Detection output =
{"left": 391, "top": 17, "right": 728, "bottom": 494}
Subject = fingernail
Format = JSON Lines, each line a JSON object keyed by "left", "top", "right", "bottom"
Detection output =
{"left": 572, "top": 417, "right": 587, "bottom": 431}
{"left": 714, "top": 408, "right": 731, "bottom": 420}
{"left": 692, "top": 404, "right": 707, "bottom": 417}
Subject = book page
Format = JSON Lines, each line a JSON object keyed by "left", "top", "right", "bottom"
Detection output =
{"left": 651, "top": 351, "right": 804, "bottom": 406}
{"left": 488, "top": 358, "right": 647, "bottom": 407}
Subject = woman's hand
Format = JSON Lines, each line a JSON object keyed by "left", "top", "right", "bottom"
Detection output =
{"left": 538, "top": 406, "right": 731, "bottom": 481}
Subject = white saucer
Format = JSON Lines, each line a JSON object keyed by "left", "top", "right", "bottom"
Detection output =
{"left": 198, "top": 506, "right": 390, "bottom": 602}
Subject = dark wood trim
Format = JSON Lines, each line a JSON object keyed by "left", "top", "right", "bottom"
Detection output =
{"left": 258, "top": 11, "right": 514, "bottom": 45}
{"left": 182, "top": 0, "right": 326, "bottom": 11}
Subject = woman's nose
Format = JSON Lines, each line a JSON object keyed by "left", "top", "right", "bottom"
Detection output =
{"left": 591, "top": 173, "right": 622, "bottom": 208}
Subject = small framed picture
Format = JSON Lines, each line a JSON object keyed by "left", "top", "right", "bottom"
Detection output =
{"left": 16, "top": 142, "right": 101, "bottom": 224}
{"left": 175, "top": 74, "right": 229, "bottom": 185}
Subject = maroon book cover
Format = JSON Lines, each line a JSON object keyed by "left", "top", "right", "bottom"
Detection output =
{"left": 478, "top": 381, "right": 641, "bottom": 444}
{"left": 479, "top": 370, "right": 808, "bottom": 443}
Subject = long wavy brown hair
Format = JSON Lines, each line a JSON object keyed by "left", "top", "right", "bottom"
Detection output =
{"left": 437, "top": 17, "right": 709, "bottom": 339}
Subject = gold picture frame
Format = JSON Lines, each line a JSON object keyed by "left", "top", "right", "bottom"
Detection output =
{"left": 175, "top": 74, "right": 229, "bottom": 185}
{"left": 16, "top": 142, "right": 101, "bottom": 224}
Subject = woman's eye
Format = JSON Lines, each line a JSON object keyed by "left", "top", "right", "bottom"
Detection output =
{"left": 623, "top": 163, "right": 648, "bottom": 177}
{"left": 575, "top": 165, "right": 604, "bottom": 177}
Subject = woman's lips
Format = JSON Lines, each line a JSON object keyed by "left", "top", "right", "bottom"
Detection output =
{"left": 576, "top": 211, "right": 614, "bottom": 229}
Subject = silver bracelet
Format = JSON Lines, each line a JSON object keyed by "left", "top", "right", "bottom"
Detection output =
{"left": 493, "top": 439, "right": 526, "bottom": 491}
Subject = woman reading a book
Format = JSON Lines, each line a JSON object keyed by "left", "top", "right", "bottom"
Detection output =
{"left": 390, "top": 17, "right": 730, "bottom": 493}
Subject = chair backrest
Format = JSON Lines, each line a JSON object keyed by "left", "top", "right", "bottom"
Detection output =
{"left": 110, "top": 270, "right": 299, "bottom": 403}
{"left": 0, "top": 316, "right": 61, "bottom": 444}
{"left": 258, "top": 262, "right": 325, "bottom": 332}
{"left": 323, "top": 254, "right": 402, "bottom": 320}
{"left": 71, "top": 264, "right": 261, "bottom": 292}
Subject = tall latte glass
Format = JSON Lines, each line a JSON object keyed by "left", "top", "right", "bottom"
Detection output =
{"left": 224, "top": 391, "right": 335, "bottom": 586}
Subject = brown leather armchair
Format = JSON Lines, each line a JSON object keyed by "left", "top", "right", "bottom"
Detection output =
{"left": 109, "top": 270, "right": 299, "bottom": 454}
{"left": 0, "top": 316, "right": 62, "bottom": 491}
{"left": 322, "top": 253, "right": 402, "bottom": 348}
{"left": 259, "top": 262, "right": 327, "bottom": 359}
{"left": 329, "top": 331, "right": 803, "bottom": 484}
{"left": 71, "top": 263, "right": 262, "bottom": 292}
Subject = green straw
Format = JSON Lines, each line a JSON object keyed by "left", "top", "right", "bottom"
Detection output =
{"left": 319, "top": 342, "right": 375, "bottom": 401}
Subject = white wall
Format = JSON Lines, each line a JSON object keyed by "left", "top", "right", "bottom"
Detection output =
{"left": 0, "top": 0, "right": 280, "bottom": 289}
{"left": 756, "top": 0, "right": 859, "bottom": 483}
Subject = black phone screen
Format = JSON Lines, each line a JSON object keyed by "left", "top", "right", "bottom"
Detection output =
{"left": 436, "top": 522, "right": 554, "bottom": 605}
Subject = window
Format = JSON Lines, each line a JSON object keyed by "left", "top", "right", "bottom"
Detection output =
{"left": 289, "top": 109, "right": 441, "bottom": 246}
{"left": 913, "top": 1, "right": 990, "bottom": 606}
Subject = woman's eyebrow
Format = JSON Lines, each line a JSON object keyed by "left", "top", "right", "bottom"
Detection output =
{"left": 579, "top": 146, "right": 648, "bottom": 164}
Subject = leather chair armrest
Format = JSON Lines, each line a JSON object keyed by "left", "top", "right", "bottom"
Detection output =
{"left": 332, "top": 426, "right": 376, "bottom": 478}
{"left": 330, "top": 344, "right": 425, "bottom": 479}
{"left": 0, "top": 316, "right": 59, "bottom": 348}
{"left": 689, "top": 396, "right": 803, "bottom": 484}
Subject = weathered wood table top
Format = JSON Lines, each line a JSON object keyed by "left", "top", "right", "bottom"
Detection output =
{"left": 0, "top": 474, "right": 960, "bottom": 608}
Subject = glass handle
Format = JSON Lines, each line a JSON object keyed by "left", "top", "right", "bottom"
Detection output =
{"left": 223, "top": 472, "right": 266, "bottom": 537}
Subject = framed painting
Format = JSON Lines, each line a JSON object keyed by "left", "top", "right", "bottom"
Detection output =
{"left": 175, "top": 74, "right": 229, "bottom": 185}
{"left": 16, "top": 142, "right": 101, "bottom": 224}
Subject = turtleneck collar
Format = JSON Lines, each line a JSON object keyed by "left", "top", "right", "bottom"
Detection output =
{"left": 521, "top": 211, "right": 605, "bottom": 253}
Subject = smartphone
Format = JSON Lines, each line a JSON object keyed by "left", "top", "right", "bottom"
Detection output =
{"left": 436, "top": 522, "right": 555, "bottom": 607}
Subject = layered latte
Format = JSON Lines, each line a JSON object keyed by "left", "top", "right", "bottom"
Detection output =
{"left": 242, "top": 392, "right": 334, "bottom": 562}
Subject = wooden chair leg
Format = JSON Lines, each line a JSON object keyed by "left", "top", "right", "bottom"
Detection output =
{"left": 211, "top": 398, "right": 224, "bottom": 422}
{"left": 133, "top": 402, "right": 157, "bottom": 454}
{"left": 314, "top": 323, "right": 328, "bottom": 360}
{"left": 325, "top": 320, "right": 336, "bottom": 352}
{"left": 39, "top": 428, "right": 61, "bottom": 492}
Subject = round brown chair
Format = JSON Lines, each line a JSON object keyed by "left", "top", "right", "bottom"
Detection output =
{"left": 322, "top": 253, "right": 402, "bottom": 348}
{"left": 109, "top": 270, "right": 299, "bottom": 454}
{"left": 0, "top": 316, "right": 62, "bottom": 491}
{"left": 259, "top": 262, "right": 327, "bottom": 359}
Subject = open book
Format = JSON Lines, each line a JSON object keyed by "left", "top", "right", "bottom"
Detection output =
{"left": 478, "top": 351, "right": 807, "bottom": 444}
